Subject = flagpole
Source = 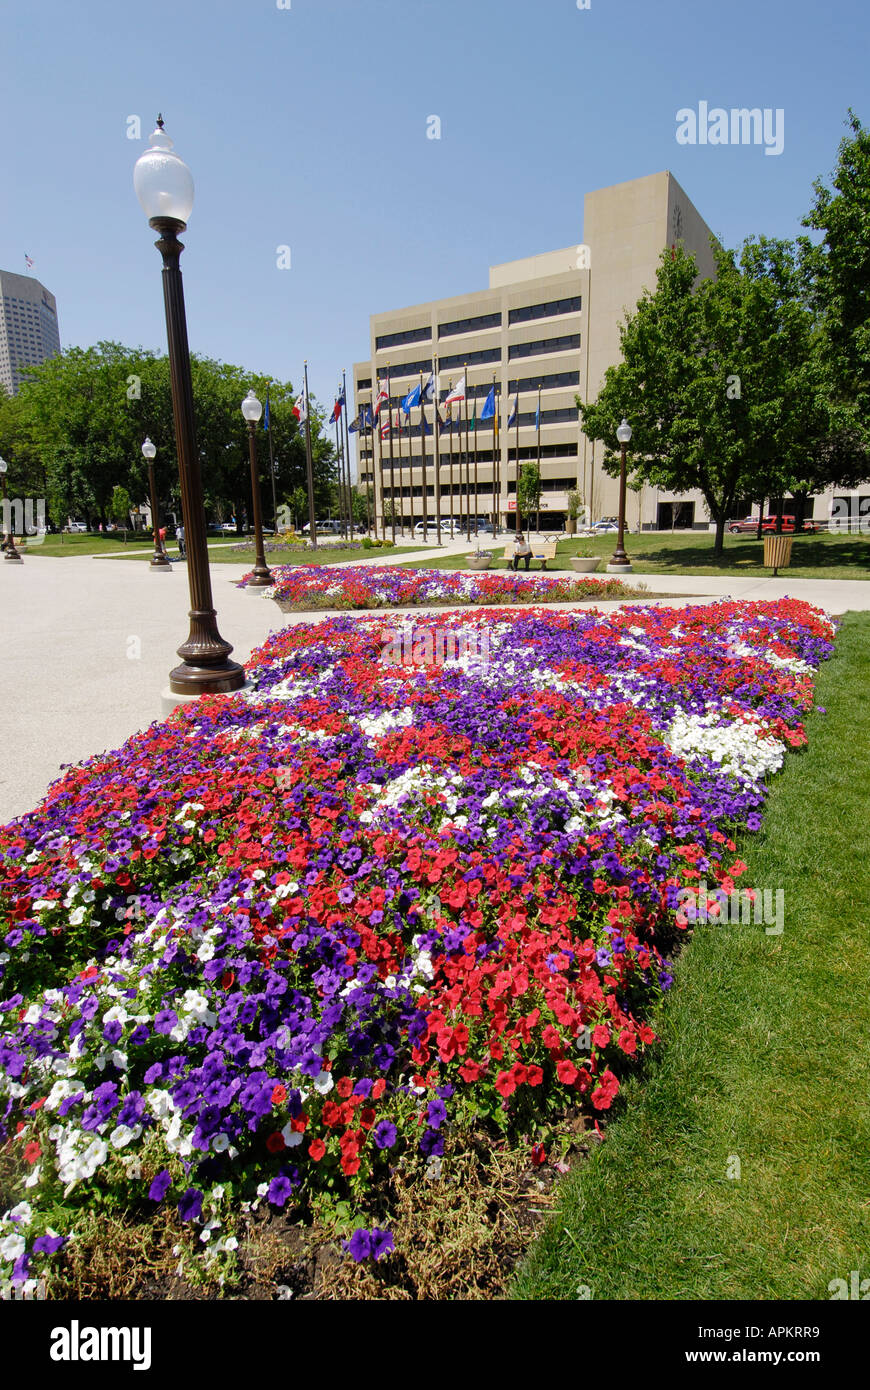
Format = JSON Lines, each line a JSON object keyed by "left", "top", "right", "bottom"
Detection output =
{"left": 376, "top": 394, "right": 387, "bottom": 542}
{"left": 398, "top": 395, "right": 406, "bottom": 537}
{"left": 418, "top": 371, "right": 429, "bottom": 542}
{"left": 515, "top": 385, "right": 521, "bottom": 536}
{"left": 303, "top": 361, "right": 317, "bottom": 549}
{"left": 491, "top": 371, "right": 498, "bottom": 534}
{"left": 473, "top": 384, "right": 479, "bottom": 540}
{"left": 333, "top": 409, "right": 344, "bottom": 538}
{"left": 433, "top": 356, "right": 442, "bottom": 546}
{"left": 341, "top": 369, "right": 353, "bottom": 538}
{"left": 463, "top": 364, "right": 471, "bottom": 543}
{"left": 447, "top": 380, "right": 454, "bottom": 537}
{"left": 386, "top": 363, "right": 396, "bottom": 545}
{"left": 265, "top": 384, "right": 278, "bottom": 530}
{"left": 536, "top": 382, "right": 542, "bottom": 535}
{"left": 363, "top": 402, "right": 373, "bottom": 535}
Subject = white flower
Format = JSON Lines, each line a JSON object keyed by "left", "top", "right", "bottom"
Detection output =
{"left": 0, "top": 1234, "right": 26, "bottom": 1263}
{"left": 8, "top": 1202, "right": 32, "bottom": 1227}
{"left": 312, "top": 1070, "right": 334, "bottom": 1096}
{"left": 109, "top": 1124, "right": 140, "bottom": 1149}
{"left": 280, "top": 1123, "right": 304, "bottom": 1148}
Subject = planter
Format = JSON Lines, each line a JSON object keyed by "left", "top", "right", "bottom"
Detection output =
{"left": 570, "top": 556, "right": 600, "bottom": 573}
{"left": 763, "top": 533, "right": 793, "bottom": 575}
{"left": 565, "top": 517, "right": 577, "bottom": 535}
{"left": 466, "top": 555, "right": 492, "bottom": 571}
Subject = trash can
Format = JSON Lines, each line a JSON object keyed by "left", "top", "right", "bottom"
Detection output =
{"left": 763, "top": 533, "right": 794, "bottom": 575}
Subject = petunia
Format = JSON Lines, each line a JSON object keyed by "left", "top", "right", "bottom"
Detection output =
{"left": 177, "top": 1187, "right": 204, "bottom": 1221}
{"left": 148, "top": 1169, "right": 171, "bottom": 1203}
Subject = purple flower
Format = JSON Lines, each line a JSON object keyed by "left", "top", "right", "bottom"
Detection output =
{"left": 129, "top": 1024, "right": 150, "bottom": 1046}
{"left": 370, "top": 1228, "right": 394, "bottom": 1261}
{"left": 267, "top": 1175, "right": 293, "bottom": 1208}
{"left": 343, "top": 1227, "right": 372, "bottom": 1262}
{"left": 155, "top": 1009, "right": 178, "bottom": 1035}
{"left": 148, "top": 1169, "right": 172, "bottom": 1203}
{"left": 426, "top": 1098, "right": 447, "bottom": 1129}
{"left": 33, "top": 1233, "right": 65, "bottom": 1254}
{"left": 177, "top": 1187, "right": 203, "bottom": 1222}
{"left": 373, "top": 1120, "right": 397, "bottom": 1150}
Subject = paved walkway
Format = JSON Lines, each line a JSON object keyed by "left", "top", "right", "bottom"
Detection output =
{"left": 1, "top": 550, "right": 866, "bottom": 826}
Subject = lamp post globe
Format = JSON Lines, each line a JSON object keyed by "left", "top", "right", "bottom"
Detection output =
{"left": 142, "top": 436, "right": 170, "bottom": 570}
{"left": 134, "top": 118, "right": 243, "bottom": 698}
{"left": 241, "top": 390, "right": 273, "bottom": 589}
{"left": 607, "top": 418, "right": 634, "bottom": 573}
{"left": 0, "top": 456, "right": 23, "bottom": 563}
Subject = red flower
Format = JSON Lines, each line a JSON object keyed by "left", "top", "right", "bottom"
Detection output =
{"left": 266, "top": 1132, "right": 286, "bottom": 1154}
{"left": 336, "top": 1077, "right": 353, "bottom": 1098}
{"left": 340, "top": 1153, "right": 361, "bottom": 1176}
{"left": 526, "top": 1065, "right": 544, "bottom": 1086}
{"left": 271, "top": 1084, "right": 287, "bottom": 1106}
{"left": 23, "top": 1141, "right": 41, "bottom": 1164}
{"left": 459, "top": 1059, "right": 484, "bottom": 1083}
{"left": 495, "top": 1071, "right": 516, "bottom": 1098}
{"left": 617, "top": 1029, "right": 637, "bottom": 1055}
{"left": 556, "top": 1060, "right": 579, "bottom": 1085}
{"left": 371, "top": 1079, "right": 386, "bottom": 1101}
{"left": 592, "top": 1025, "right": 611, "bottom": 1048}
{"left": 530, "top": 1143, "right": 547, "bottom": 1166}
{"left": 308, "top": 1138, "right": 326, "bottom": 1161}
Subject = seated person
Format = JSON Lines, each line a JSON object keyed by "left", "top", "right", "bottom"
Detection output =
{"left": 511, "top": 533, "right": 532, "bottom": 570}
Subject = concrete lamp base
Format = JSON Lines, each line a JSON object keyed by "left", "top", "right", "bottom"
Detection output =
{"left": 606, "top": 561, "right": 633, "bottom": 574}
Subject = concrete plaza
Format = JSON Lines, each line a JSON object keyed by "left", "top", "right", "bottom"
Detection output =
{"left": 1, "top": 544, "right": 867, "bottom": 826}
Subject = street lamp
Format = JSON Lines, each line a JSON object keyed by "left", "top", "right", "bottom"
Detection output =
{"left": 0, "top": 458, "right": 23, "bottom": 563}
{"left": 241, "top": 390, "right": 273, "bottom": 588}
{"left": 134, "top": 117, "right": 244, "bottom": 698}
{"left": 141, "top": 437, "right": 171, "bottom": 570}
{"left": 607, "top": 417, "right": 633, "bottom": 573}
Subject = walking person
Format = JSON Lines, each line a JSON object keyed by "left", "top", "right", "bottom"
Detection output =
{"left": 176, "top": 521, "right": 185, "bottom": 558}
{"left": 511, "top": 532, "right": 532, "bottom": 571}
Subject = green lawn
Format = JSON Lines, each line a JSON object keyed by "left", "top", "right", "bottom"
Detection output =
{"left": 22, "top": 534, "right": 424, "bottom": 565}
{"left": 410, "top": 531, "right": 870, "bottom": 580}
{"left": 514, "top": 611, "right": 870, "bottom": 1300}
{"left": 203, "top": 544, "right": 424, "bottom": 565}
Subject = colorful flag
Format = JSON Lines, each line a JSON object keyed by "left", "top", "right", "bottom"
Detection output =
{"left": 481, "top": 386, "right": 496, "bottom": 422}
{"left": 24, "top": 254, "right": 33, "bottom": 270}
{"left": 445, "top": 374, "right": 466, "bottom": 404}
{"left": 420, "top": 413, "right": 432, "bottom": 436}
{"left": 507, "top": 392, "right": 518, "bottom": 427}
{"left": 422, "top": 372, "right": 436, "bottom": 402}
{"left": 380, "top": 416, "right": 391, "bottom": 440}
{"left": 373, "top": 380, "right": 389, "bottom": 418}
{"left": 535, "top": 401, "right": 541, "bottom": 430}
{"left": 401, "top": 383, "right": 421, "bottom": 414}
{"left": 331, "top": 397, "right": 342, "bottom": 423}
{"left": 263, "top": 394, "right": 270, "bottom": 431}
{"left": 293, "top": 389, "right": 308, "bottom": 422}
{"left": 364, "top": 404, "right": 375, "bottom": 428}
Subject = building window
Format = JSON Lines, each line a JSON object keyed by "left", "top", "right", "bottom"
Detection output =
{"left": 509, "top": 296, "right": 581, "bottom": 325}
{"left": 508, "top": 370, "right": 581, "bottom": 393}
{"left": 356, "top": 377, "right": 372, "bottom": 391}
{"left": 375, "top": 325, "right": 431, "bottom": 351}
{"left": 438, "top": 311, "right": 501, "bottom": 338}
{"left": 438, "top": 347, "right": 501, "bottom": 371}
{"left": 508, "top": 334, "right": 581, "bottom": 360}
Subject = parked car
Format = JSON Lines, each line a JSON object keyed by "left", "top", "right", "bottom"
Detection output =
{"left": 591, "top": 516, "right": 619, "bottom": 534}
{"left": 65, "top": 520, "right": 88, "bottom": 533}
{"left": 728, "top": 515, "right": 819, "bottom": 535}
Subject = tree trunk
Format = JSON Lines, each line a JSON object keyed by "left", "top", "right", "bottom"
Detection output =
{"left": 756, "top": 500, "right": 765, "bottom": 541}
{"left": 713, "top": 510, "right": 728, "bottom": 558}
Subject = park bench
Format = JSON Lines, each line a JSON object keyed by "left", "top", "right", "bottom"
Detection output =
{"left": 503, "top": 540, "right": 558, "bottom": 570}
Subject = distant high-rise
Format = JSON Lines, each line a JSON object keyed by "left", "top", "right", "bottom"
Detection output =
{"left": 0, "top": 270, "right": 61, "bottom": 395}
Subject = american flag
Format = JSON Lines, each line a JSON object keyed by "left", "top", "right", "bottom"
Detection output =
{"left": 24, "top": 254, "right": 34, "bottom": 270}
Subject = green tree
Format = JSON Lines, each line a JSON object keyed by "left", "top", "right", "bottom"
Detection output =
{"left": 801, "top": 110, "right": 870, "bottom": 445}
{"left": 517, "top": 463, "right": 542, "bottom": 527}
{"left": 110, "top": 484, "right": 133, "bottom": 541}
{"left": 579, "top": 240, "right": 823, "bottom": 557}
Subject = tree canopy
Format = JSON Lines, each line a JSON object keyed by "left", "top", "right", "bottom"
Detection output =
{"left": 0, "top": 344, "right": 337, "bottom": 532}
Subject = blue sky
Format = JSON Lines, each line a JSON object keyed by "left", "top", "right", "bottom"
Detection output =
{"left": 1, "top": 0, "right": 867, "bottom": 413}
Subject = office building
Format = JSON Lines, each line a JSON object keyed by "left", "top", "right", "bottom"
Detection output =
{"left": 352, "top": 171, "right": 719, "bottom": 533}
{"left": 0, "top": 270, "right": 61, "bottom": 396}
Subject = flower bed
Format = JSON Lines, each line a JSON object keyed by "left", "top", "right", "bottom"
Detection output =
{"left": 0, "top": 599, "right": 835, "bottom": 1293}
{"left": 241, "top": 562, "right": 633, "bottom": 609}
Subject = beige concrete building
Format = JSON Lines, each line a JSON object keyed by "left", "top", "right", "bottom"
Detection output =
{"left": 352, "top": 171, "right": 722, "bottom": 534}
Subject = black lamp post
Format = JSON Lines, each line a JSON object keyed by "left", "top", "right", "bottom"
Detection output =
{"left": 134, "top": 117, "right": 244, "bottom": 697}
{"left": 241, "top": 390, "right": 273, "bottom": 588}
{"left": 607, "top": 417, "right": 634, "bottom": 573}
{"left": 141, "top": 437, "right": 171, "bottom": 570}
{"left": 0, "top": 458, "right": 23, "bottom": 563}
